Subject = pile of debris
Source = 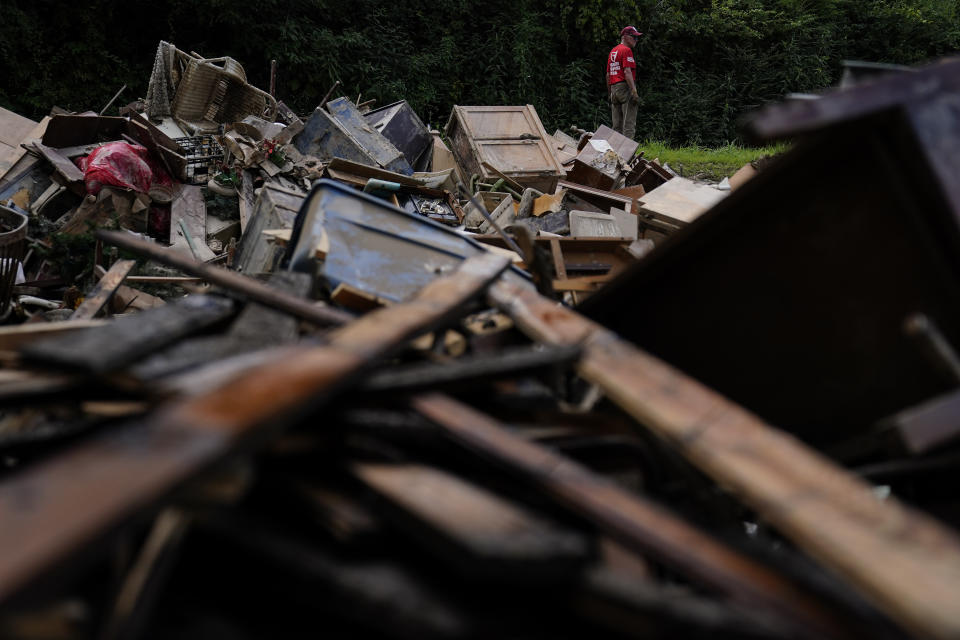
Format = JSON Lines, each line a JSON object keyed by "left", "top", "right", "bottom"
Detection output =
{"left": 0, "top": 42, "right": 959, "bottom": 640}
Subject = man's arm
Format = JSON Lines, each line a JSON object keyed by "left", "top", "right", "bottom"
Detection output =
{"left": 625, "top": 67, "right": 639, "bottom": 100}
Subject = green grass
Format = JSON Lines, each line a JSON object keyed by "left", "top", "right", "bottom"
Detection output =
{"left": 636, "top": 141, "right": 789, "bottom": 182}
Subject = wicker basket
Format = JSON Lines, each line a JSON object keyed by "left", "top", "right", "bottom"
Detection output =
{"left": 170, "top": 51, "right": 277, "bottom": 132}
{"left": 0, "top": 206, "right": 27, "bottom": 316}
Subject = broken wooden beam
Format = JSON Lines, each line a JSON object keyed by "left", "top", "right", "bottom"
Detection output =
{"left": 359, "top": 344, "right": 581, "bottom": 393}
{"left": 412, "top": 393, "right": 849, "bottom": 638}
{"left": 96, "top": 230, "right": 354, "bottom": 327}
{"left": 23, "top": 295, "right": 238, "bottom": 374}
{"left": 352, "top": 463, "right": 592, "bottom": 580}
{"left": 0, "top": 253, "right": 511, "bottom": 605}
{"left": 487, "top": 278, "right": 960, "bottom": 640}
{"left": 70, "top": 259, "right": 136, "bottom": 320}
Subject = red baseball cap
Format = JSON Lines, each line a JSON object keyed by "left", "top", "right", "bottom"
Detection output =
{"left": 621, "top": 26, "right": 643, "bottom": 37}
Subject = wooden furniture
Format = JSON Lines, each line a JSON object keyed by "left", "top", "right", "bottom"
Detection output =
{"left": 445, "top": 105, "right": 565, "bottom": 193}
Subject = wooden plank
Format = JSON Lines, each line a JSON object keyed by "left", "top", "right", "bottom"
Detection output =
{"left": 122, "top": 276, "right": 203, "bottom": 285}
{"left": 169, "top": 185, "right": 216, "bottom": 262}
{"left": 557, "top": 180, "right": 632, "bottom": 214}
{"left": 552, "top": 276, "right": 609, "bottom": 292}
{"left": 0, "top": 320, "right": 105, "bottom": 351}
{"left": 23, "top": 295, "right": 238, "bottom": 374}
{"left": 0, "top": 253, "right": 511, "bottom": 604}
{"left": 549, "top": 238, "right": 567, "bottom": 280}
{"left": 592, "top": 125, "right": 639, "bottom": 163}
{"left": 360, "top": 344, "right": 581, "bottom": 393}
{"left": 129, "top": 272, "right": 311, "bottom": 381}
{"left": 637, "top": 176, "right": 726, "bottom": 226}
{"left": 0, "top": 107, "right": 37, "bottom": 149}
{"left": 97, "top": 230, "right": 353, "bottom": 327}
{"left": 412, "top": 394, "right": 846, "bottom": 637}
{"left": 34, "top": 142, "right": 84, "bottom": 184}
{"left": 289, "top": 481, "right": 382, "bottom": 547}
{"left": 70, "top": 260, "right": 136, "bottom": 320}
{"left": 612, "top": 184, "right": 646, "bottom": 213}
{"left": 487, "top": 278, "right": 960, "bottom": 640}
{"left": 0, "top": 116, "right": 49, "bottom": 180}
{"left": 882, "top": 390, "right": 960, "bottom": 454}
{"left": 353, "top": 463, "right": 590, "bottom": 579}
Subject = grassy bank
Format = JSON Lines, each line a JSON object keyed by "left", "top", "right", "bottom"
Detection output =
{"left": 637, "top": 141, "right": 789, "bottom": 182}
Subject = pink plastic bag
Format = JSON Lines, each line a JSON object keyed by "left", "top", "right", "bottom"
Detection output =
{"left": 77, "top": 142, "right": 171, "bottom": 195}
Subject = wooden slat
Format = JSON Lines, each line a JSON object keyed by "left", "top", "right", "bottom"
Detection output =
{"left": 412, "top": 394, "right": 845, "bottom": 637}
{"left": 0, "top": 320, "right": 105, "bottom": 351}
{"left": 352, "top": 463, "right": 590, "bottom": 578}
{"left": 23, "top": 295, "right": 238, "bottom": 374}
{"left": 96, "top": 230, "right": 353, "bottom": 327}
{"left": 34, "top": 142, "right": 84, "bottom": 184}
{"left": 487, "top": 278, "right": 960, "bottom": 640}
{"left": 0, "top": 253, "right": 510, "bottom": 604}
{"left": 70, "top": 260, "right": 136, "bottom": 320}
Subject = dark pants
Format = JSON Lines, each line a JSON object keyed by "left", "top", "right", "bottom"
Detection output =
{"left": 609, "top": 82, "right": 638, "bottom": 140}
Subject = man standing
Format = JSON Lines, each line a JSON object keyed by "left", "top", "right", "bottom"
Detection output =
{"left": 607, "top": 25, "right": 642, "bottom": 140}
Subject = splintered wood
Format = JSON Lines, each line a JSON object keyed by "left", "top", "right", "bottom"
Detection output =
{"left": 488, "top": 278, "right": 960, "bottom": 640}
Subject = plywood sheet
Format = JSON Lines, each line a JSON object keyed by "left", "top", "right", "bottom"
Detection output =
{"left": 0, "top": 107, "right": 36, "bottom": 149}
{"left": 638, "top": 176, "right": 727, "bottom": 225}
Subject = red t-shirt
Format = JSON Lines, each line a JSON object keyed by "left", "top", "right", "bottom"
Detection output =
{"left": 607, "top": 44, "right": 636, "bottom": 85}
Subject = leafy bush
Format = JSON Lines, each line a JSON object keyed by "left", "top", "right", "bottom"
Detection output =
{"left": 1, "top": 0, "right": 956, "bottom": 146}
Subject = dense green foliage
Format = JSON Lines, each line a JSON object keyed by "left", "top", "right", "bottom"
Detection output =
{"left": 1, "top": 0, "right": 957, "bottom": 145}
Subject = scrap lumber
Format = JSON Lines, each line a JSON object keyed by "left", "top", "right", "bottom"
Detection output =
{"left": 0, "top": 116, "right": 50, "bottom": 180}
{"left": 0, "top": 253, "right": 511, "bottom": 604}
{"left": 882, "top": 390, "right": 960, "bottom": 455}
{"left": 70, "top": 259, "right": 136, "bottom": 320}
{"left": 288, "top": 481, "right": 383, "bottom": 547}
{"left": 487, "top": 278, "right": 960, "bottom": 640}
{"left": 352, "top": 463, "right": 591, "bottom": 579}
{"left": 33, "top": 142, "right": 85, "bottom": 185}
{"left": 23, "top": 295, "right": 238, "bottom": 374}
{"left": 636, "top": 176, "right": 726, "bottom": 227}
{"left": 199, "top": 512, "right": 472, "bottom": 638}
{"left": 0, "top": 320, "right": 105, "bottom": 351}
{"left": 169, "top": 185, "right": 216, "bottom": 262}
{"left": 0, "top": 107, "right": 38, "bottom": 161}
{"left": 412, "top": 394, "right": 845, "bottom": 637}
{"left": 556, "top": 180, "right": 633, "bottom": 214}
{"left": 129, "top": 272, "right": 310, "bottom": 381}
{"left": 96, "top": 230, "right": 354, "bottom": 327}
{"left": 359, "top": 344, "right": 581, "bottom": 393}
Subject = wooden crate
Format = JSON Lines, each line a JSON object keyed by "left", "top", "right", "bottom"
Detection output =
{"left": 444, "top": 105, "right": 565, "bottom": 193}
